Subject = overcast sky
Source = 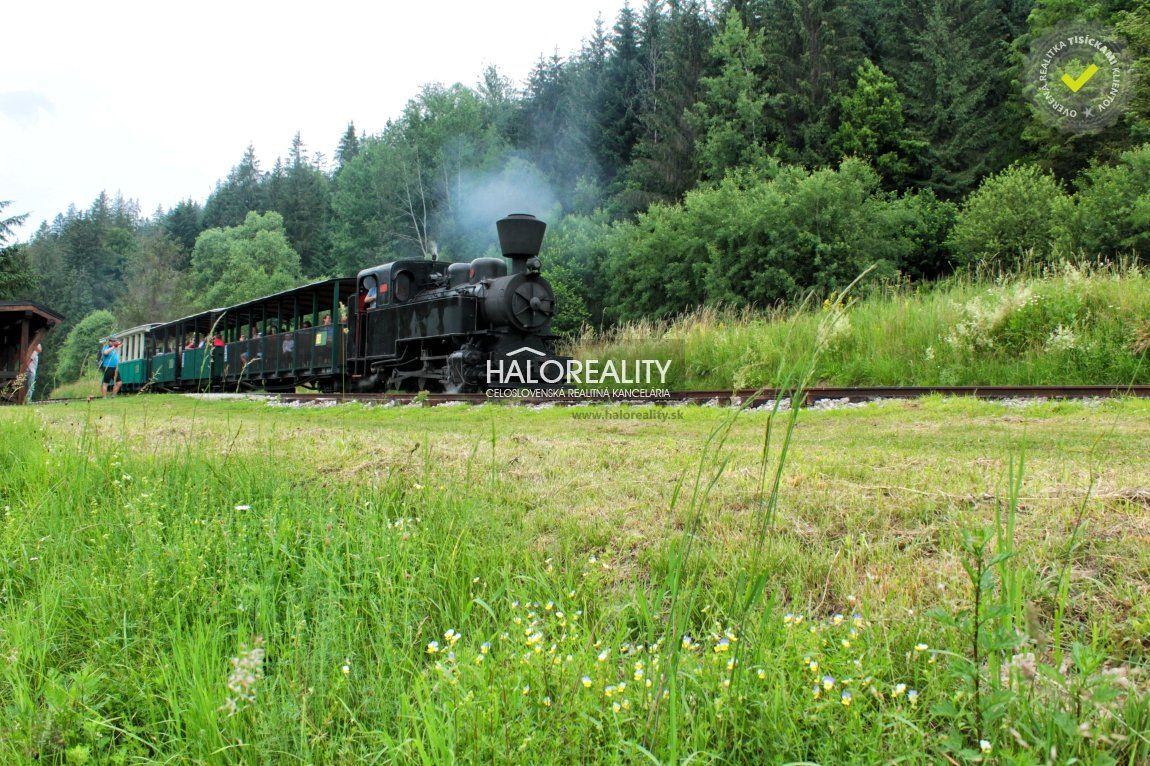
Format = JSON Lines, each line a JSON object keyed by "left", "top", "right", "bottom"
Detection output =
{"left": 1, "top": 0, "right": 627, "bottom": 241}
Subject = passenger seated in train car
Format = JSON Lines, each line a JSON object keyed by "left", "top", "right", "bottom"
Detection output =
{"left": 212, "top": 334, "right": 224, "bottom": 348}
{"left": 302, "top": 321, "right": 312, "bottom": 329}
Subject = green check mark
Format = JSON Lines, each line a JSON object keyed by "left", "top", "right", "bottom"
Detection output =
{"left": 1061, "top": 64, "right": 1099, "bottom": 93}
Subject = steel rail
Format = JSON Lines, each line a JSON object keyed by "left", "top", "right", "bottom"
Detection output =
{"left": 30, "top": 385, "right": 1150, "bottom": 407}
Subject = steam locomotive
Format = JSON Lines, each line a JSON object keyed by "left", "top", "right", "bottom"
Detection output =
{"left": 110, "top": 214, "right": 563, "bottom": 394}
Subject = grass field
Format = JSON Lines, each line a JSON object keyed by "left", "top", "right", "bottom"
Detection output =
{"left": 2, "top": 395, "right": 1148, "bottom": 763}
{"left": 573, "top": 262, "right": 1150, "bottom": 389}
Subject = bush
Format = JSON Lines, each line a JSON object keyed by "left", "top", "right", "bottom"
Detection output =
{"left": 948, "top": 164, "right": 1069, "bottom": 267}
{"left": 56, "top": 310, "right": 117, "bottom": 384}
{"left": 892, "top": 190, "right": 958, "bottom": 280}
{"left": 1057, "top": 143, "right": 1150, "bottom": 260}
{"left": 545, "top": 265, "right": 591, "bottom": 339}
{"left": 539, "top": 213, "right": 614, "bottom": 325}
{"left": 606, "top": 160, "right": 924, "bottom": 320}
{"left": 604, "top": 201, "right": 711, "bottom": 322}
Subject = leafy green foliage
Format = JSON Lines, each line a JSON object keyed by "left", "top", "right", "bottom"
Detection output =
{"left": 55, "top": 309, "right": 117, "bottom": 384}
{"left": 948, "top": 165, "right": 1069, "bottom": 266}
{"left": 544, "top": 265, "right": 590, "bottom": 338}
{"left": 117, "top": 231, "right": 193, "bottom": 326}
{"left": 189, "top": 212, "right": 302, "bottom": 309}
{"left": 0, "top": 200, "right": 32, "bottom": 299}
{"left": 1056, "top": 143, "right": 1150, "bottom": 259}
{"left": 693, "top": 9, "right": 773, "bottom": 180}
{"left": 832, "top": 60, "right": 922, "bottom": 187}
{"left": 607, "top": 160, "right": 931, "bottom": 319}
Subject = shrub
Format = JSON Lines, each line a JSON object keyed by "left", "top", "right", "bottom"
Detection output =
{"left": 55, "top": 309, "right": 117, "bottom": 384}
{"left": 539, "top": 213, "right": 613, "bottom": 325}
{"left": 604, "top": 201, "right": 711, "bottom": 322}
{"left": 892, "top": 189, "right": 959, "bottom": 280}
{"left": 948, "top": 164, "right": 1069, "bottom": 267}
{"left": 1057, "top": 143, "right": 1150, "bottom": 260}
{"left": 607, "top": 160, "right": 921, "bottom": 319}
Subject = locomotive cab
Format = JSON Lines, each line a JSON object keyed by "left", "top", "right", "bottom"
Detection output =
{"left": 356, "top": 261, "right": 440, "bottom": 311}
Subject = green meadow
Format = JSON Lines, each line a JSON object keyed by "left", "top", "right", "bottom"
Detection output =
{"left": 573, "top": 262, "right": 1150, "bottom": 389}
{"left": 1, "top": 396, "right": 1148, "bottom": 764}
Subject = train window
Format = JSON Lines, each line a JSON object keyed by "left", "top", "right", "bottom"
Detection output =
{"left": 394, "top": 270, "right": 413, "bottom": 302}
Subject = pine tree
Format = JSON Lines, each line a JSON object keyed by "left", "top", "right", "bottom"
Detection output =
{"left": 631, "top": 0, "right": 712, "bottom": 200}
{"left": 692, "top": 8, "right": 774, "bottom": 179}
{"left": 832, "top": 59, "right": 924, "bottom": 188}
{"left": 335, "top": 122, "right": 361, "bottom": 172}
{"left": 596, "top": 4, "right": 645, "bottom": 185}
{"left": 202, "top": 145, "right": 265, "bottom": 228}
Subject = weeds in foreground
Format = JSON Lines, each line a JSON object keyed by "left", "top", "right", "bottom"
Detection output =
{"left": 0, "top": 393, "right": 1147, "bottom": 762}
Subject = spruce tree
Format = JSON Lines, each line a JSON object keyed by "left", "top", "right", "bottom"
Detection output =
{"left": 631, "top": 0, "right": 713, "bottom": 200}
{"left": 0, "top": 200, "right": 31, "bottom": 299}
{"left": 895, "top": 0, "right": 1015, "bottom": 196}
{"left": 596, "top": 4, "right": 645, "bottom": 185}
{"left": 832, "top": 60, "right": 923, "bottom": 188}
{"left": 757, "top": 0, "right": 863, "bottom": 165}
{"left": 692, "top": 8, "right": 774, "bottom": 180}
{"left": 335, "top": 122, "right": 361, "bottom": 172}
{"left": 202, "top": 145, "right": 265, "bottom": 228}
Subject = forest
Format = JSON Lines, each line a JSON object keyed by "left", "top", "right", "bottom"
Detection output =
{"left": 2, "top": 0, "right": 1149, "bottom": 392}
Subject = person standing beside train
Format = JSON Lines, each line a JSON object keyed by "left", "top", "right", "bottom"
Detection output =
{"left": 100, "top": 338, "right": 122, "bottom": 398}
{"left": 26, "top": 342, "right": 41, "bottom": 402}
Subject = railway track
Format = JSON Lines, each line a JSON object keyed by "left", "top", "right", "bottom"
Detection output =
{"left": 227, "top": 385, "right": 1150, "bottom": 407}
{"left": 32, "top": 385, "right": 1150, "bottom": 407}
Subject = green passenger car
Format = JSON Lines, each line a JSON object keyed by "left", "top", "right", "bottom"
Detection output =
{"left": 111, "top": 324, "right": 159, "bottom": 392}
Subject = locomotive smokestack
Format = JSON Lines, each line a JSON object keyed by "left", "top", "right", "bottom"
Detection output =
{"left": 497, "top": 213, "right": 546, "bottom": 275}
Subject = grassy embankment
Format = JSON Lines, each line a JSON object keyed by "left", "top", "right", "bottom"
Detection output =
{"left": 1, "top": 395, "right": 1148, "bottom": 763}
{"left": 48, "top": 374, "right": 103, "bottom": 401}
{"left": 573, "top": 262, "right": 1150, "bottom": 389}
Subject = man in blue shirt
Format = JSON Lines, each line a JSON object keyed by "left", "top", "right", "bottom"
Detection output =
{"left": 100, "top": 338, "right": 122, "bottom": 398}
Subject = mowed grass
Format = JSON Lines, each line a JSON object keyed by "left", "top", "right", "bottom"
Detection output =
{"left": 572, "top": 261, "right": 1150, "bottom": 388}
{"left": 2, "top": 395, "right": 1149, "bottom": 764}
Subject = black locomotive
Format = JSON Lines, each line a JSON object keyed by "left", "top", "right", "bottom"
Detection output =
{"left": 111, "top": 214, "right": 564, "bottom": 395}
{"left": 352, "top": 213, "right": 558, "bottom": 392}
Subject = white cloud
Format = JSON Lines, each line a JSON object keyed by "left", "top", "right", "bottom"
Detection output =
{"left": 0, "top": 0, "right": 626, "bottom": 241}
{"left": 0, "top": 91, "right": 55, "bottom": 126}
